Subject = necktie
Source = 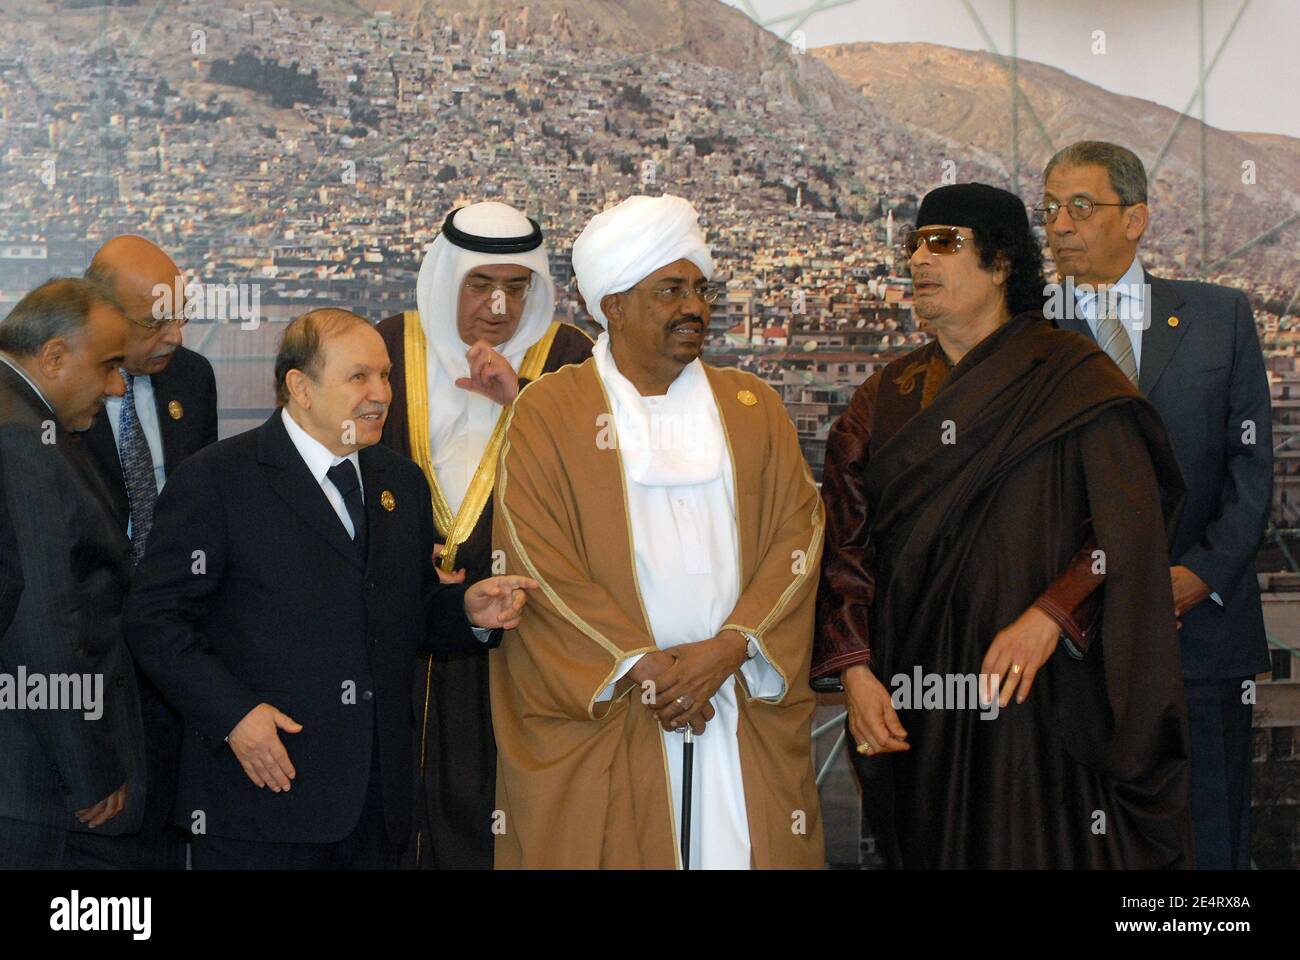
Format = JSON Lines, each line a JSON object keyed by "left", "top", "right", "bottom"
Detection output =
{"left": 326, "top": 459, "right": 367, "bottom": 558}
{"left": 118, "top": 373, "right": 158, "bottom": 566}
{"left": 1092, "top": 295, "right": 1138, "bottom": 384}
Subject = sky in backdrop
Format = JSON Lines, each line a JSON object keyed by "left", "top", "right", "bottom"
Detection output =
{"left": 724, "top": 0, "right": 1300, "bottom": 138}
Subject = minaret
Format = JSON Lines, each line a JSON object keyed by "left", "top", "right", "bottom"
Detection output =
{"left": 886, "top": 209, "right": 893, "bottom": 247}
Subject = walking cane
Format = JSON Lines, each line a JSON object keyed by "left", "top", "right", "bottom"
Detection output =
{"left": 680, "top": 727, "right": 695, "bottom": 870}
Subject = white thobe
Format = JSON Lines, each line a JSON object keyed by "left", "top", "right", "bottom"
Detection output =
{"left": 431, "top": 392, "right": 500, "bottom": 515}
{"left": 591, "top": 334, "right": 785, "bottom": 869}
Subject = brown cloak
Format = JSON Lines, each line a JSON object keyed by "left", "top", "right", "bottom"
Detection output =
{"left": 490, "top": 358, "right": 825, "bottom": 868}
{"left": 858, "top": 314, "right": 1194, "bottom": 868}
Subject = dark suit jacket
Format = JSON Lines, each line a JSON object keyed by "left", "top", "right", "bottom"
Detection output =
{"left": 82, "top": 344, "right": 218, "bottom": 533}
{"left": 123, "top": 411, "right": 498, "bottom": 845}
{"left": 1056, "top": 270, "right": 1272, "bottom": 679}
{"left": 0, "top": 361, "right": 146, "bottom": 833}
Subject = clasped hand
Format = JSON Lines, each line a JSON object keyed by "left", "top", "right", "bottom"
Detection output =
{"left": 629, "top": 631, "right": 748, "bottom": 736}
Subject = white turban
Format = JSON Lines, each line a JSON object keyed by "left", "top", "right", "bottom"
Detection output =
{"left": 571, "top": 194, "right": 714, "bottom": 328}
{"left": 414, "top": 201, "right": 556, "bottom": 512}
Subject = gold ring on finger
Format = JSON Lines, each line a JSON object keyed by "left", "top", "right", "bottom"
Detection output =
{"left": 856, "top": 740, "right": 873, "bottom": 755}
{"left": 1010, "top": 663, "right": 1023, "bottom": 676}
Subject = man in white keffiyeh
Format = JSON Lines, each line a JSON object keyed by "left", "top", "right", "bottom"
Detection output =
{"left": 375, "top": 201, "right": 592, "bottom": 869}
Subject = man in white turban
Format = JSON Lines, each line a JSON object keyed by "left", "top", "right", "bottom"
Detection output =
{"left": 490, "top": 194, "right": 825, "bottom": 868}
{"left": 376, "top": 201, "right": 592, "bottom": 869}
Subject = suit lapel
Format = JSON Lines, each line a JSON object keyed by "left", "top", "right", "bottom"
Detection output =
{"left": 258, "top": 412, "right": 366, "bottom": 571}
{"left": 1053, "top": 294, "right": 1091, "bottom": 339}
{"left": 359, "top": 446, "right": 389, "bottom": 576}
{"left": 81, "top": 405, "right": 130, "bottom": 530}
{"left": 1138, "top": 273, "right": 1189, "bottom": 396}
{"left": 0, "top": 363, "right": 125, "bottom": 537}
{"left": 150, "top": 362, "right": 189, "bottom": 480}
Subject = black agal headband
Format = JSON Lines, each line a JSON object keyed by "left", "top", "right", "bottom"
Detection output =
{"left": 441, "top": 207, "right": 544, "bottom": 254}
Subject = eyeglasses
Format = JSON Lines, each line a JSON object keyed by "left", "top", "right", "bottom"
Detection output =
{"left": 462, "top": 277, "right": 533, "bottom": 301}
{"left": 1033, "top": 197, "right": 1130, "bottom": 225}
{"left": 130, "top": 313, "right": 189, "bottom": 331}
{"left": 903, "top": 226, "right": 967, "bottom": 257}
{"left": 629, "top": 281, "right": 720, "bottom": 305}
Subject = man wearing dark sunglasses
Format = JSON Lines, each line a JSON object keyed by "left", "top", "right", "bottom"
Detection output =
{"left": 814, "top": 182, "right": 1193, "bottom": 868}
{"left": 1043, "top": 140, "right": 1273, "bottom": 870}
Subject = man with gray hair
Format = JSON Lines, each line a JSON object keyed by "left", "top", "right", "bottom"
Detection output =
{"left": 0, "top": 277, "right": 146, "bottom": 867}
{"left": 124, "top": 307, "right": 537, "bottom": 869}
{"left": 1041, "top": 140, "right": 1273, "bottom": 869}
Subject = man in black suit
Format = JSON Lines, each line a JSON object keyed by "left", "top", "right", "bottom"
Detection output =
{"left": 124, "top": 308, "right": 536, "bottom": 869}
{"left": 0, "top": 278, "right": 146, "bottom": 867}
{"left": 1041, "top": 141, "right": 1273, "bottom": 869}
{"left": 79, "top": 235, "right": 219, "bottom": 869}
{"left": 82, "top": 235, "right": 218, "bottom": 543}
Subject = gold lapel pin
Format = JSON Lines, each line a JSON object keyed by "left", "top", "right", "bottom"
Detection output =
{"left": 737, "top": 389, "right": 758, "bottom": 407}
{"left": 167, "top": 400, "right": 184, "bottom": 420}
{"left": 380, "top": 490, "right": 396, "bottom": 512}
{"left": 1167, "top": 316, "right": 1180, "bottom": 328}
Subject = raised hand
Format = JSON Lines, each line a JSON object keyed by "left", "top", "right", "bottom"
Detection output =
{"left": 454, "top": 340, "right": 520, "bottom": 405}
{"left": 463, "top": 575, "right": 539, "bottom": 630}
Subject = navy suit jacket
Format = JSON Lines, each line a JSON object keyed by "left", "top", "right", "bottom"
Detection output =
{"left": 123, "top": 411, "right": 498, "bottom": 845}
{"left": 82, "top": 344, "right": 219, "bottom": 534}
{"left": 1056, "top": 270, "right": 1272, "bottom": 679}
{"left": 0, "top": 362, "right": 146, "bottom": 833}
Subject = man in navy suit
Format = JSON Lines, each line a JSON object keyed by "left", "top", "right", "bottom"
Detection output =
{"left": 1040, "top": 140, "right": 1273, "bottom": 869}
{"left": 79, "top": 235, "right": 219, "bottom": 869}
{"left": 124, "top": 308, "right": 536, "bottom": 869}
{"left": 0, "top": 278, "right": 146, "bottom": 867}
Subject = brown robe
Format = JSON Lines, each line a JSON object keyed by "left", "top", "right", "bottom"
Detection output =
{"left": 376, "top": 312, "right": 593, "bottom": 869}
{"left": 491, "top": 358, "right": 825, "bottom": 868}
{"left": 814, "top": 313, "right": 1194, "bottom": 868}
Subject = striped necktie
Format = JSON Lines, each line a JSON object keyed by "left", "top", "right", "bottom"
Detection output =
{"left": 1091, "top": 294, "right": 1138, "bottom": 384}
{"left": 118, "top": 372, "right": 159, "bottom": 566}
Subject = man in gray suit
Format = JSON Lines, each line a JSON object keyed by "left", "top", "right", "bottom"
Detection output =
{"left": 0, "top": 277, "right": 146, "bottom": 867}
{"left": 1040, "top": 140, "right": 1273, "bottom": 869}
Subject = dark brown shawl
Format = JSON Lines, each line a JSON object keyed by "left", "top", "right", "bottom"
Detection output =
{"left": 864, "top": 313, "right": 1193, "bottom": 868}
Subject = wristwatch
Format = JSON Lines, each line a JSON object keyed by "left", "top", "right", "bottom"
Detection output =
{"left": 743, "top": 631, "right": 761, "bottom": 661}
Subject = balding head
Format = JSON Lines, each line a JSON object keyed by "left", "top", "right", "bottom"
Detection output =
{"left": 86, "top": 235, "right": 185, "bottom": 376}
{"left": 275, "top": 308, "right": 392, "bottom": 456}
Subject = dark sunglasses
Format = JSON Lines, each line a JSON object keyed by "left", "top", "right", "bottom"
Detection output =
{"left": 903, "top": 226, "right": 967, "bottom": 256}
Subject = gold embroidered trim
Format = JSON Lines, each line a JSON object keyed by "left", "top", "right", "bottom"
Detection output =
{"left": 892, "top": 359, "right": 929, "bottom": 397}
{"left": 403, "top": 311, "right": 559, "bottom": 571}
{"left": 496, "top": 415, "right": 653, "bottom": 668}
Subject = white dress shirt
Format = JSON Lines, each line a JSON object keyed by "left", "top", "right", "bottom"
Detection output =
{"left": 281, "top": 408, "right": 492, "bottom": 639}
{"left": 105, "top": 374, "right": 167, "bottom": 497}
{"left": 281, "top": 408, "right": 363, "bottom": 538}
{"left": 1074, "top": 253, "right": 1147, "bottom": 370}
